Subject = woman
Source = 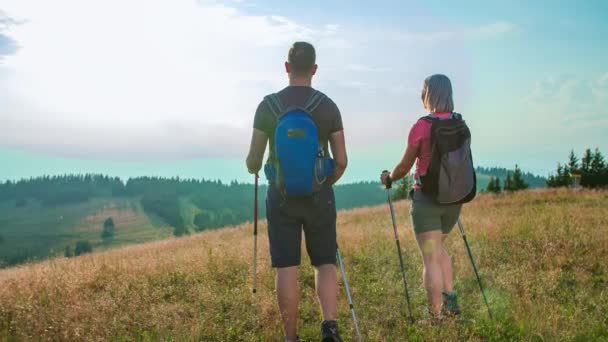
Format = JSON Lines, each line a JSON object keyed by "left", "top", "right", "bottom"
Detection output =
{"left": 380, "top": 74, "right": 462, "bottom": 320}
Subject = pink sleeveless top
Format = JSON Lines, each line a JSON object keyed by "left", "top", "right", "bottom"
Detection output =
{"left": 407, "top": 112, "right": 452, "bottom": 188}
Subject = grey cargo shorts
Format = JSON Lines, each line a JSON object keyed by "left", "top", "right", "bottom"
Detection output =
{"left": 410, "top": 189, "right": 462, "bottom": 235}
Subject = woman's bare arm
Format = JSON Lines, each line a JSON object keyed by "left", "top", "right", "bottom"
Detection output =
{"left": 381, "top": 143, "right": 418, "bottom": 186}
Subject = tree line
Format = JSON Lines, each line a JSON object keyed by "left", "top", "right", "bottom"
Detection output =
{"left": 0, "top": 175, "right": 389, "bottom": 238}
{"left": 0, "top": 174, "right": 123, "bottom": 205}
{"left": 485, "top": 165, "right": 530, "bottom": 193}
{"left": 476, "top": 166, "right": 545, "bottom": 188}
{"left": 546, "top": 148, "right": 607, "bottom": 188}
{"left": 388, "top": 165, "right": 535, "bottom": 197}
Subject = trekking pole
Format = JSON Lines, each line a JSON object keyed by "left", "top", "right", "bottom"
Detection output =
{"left": 336, "top": 246, "right": 362, "bottom": 342}
{"left": 382, "top": 171, "right": 415, "bottom": 323}
{"left": 252, "top": 173, "right": 259, "bottom": 295}
{"left": 457, "top": 219, "right": 492, "bottom": 319}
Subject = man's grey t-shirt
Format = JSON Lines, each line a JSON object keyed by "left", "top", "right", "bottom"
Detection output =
{"left": 253, "top": 86, "right": 343, "bottom": 164}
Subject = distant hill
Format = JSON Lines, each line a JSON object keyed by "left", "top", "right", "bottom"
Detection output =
{"left": 0, "top": 167, "right": 542, "bottom": 267}
{"left": 0, "top": 176, "right": 388, "bottom": 267}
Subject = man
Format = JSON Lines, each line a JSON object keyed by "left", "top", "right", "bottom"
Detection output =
{"left": 246, "top": 42, "right": 348, "bottom": 342}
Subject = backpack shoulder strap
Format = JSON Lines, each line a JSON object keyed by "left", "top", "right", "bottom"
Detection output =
{"left": 303, "top": 90, "right": 327, "bottom": 113}
{"left": 419, "top": 114, "right": 438, "bottom": 123}
{"left": 451, "top": 112, "right": 463, "bottom": 120}
{"left": 263, "top": 93, "right": 285, "bottom": 118}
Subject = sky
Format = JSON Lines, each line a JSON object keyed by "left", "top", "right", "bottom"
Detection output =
{"left": 0, "top": 0, "right": 607, "bottom": 183}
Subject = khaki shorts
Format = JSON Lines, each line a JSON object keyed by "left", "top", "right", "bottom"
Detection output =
{"left": 410, "top": 190, "right": 462, "bottom": 235}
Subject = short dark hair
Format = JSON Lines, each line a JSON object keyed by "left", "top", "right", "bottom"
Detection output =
{"left": 288, "top": 42, "right": 316, "bottom": 76}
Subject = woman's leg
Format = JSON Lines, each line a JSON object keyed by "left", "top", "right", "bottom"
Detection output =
{"left": 415, "top": 230, "right": 445, "bottom": 315}
{"left": 440, "top": 234, "right": 453, "bottom": 293}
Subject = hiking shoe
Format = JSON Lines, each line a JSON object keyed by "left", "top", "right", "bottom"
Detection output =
{"left": 419, "top": 308, "right": 445, "bottom": 326}
{"left": 321, "top": 320, "right": 343, "bottom": 342}
{"left": 442, "top": 291, "right": 461, "bottom": 316}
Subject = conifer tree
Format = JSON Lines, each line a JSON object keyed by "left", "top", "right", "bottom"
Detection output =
{"left": 504, "top": 173, "right": 514, "bottom": 191}
{"left": 486, "top": 176, "right": 502, "bottom": 194}
{"left": 581, "top": 148, "right": 593, "bottom": 174}
{"left": 591, "top": 148, "right": 605, "bottom": 174}
{"left": 557, "top": 163, "right": 571, "bottom": 187}
{"left": 512, "top": 165, "right": 529, "bottom": 191}
{"left": 567, "top": 150, "right": 579, "bottom": 174}
{"left": 101, "top": 217, "right": 115, "bottom": 240}
{"left": 392, "top": 177, "right": 412, "bottom": 200}
{"left": 590, "top": 148, "right": 607, "bottom": 187}
{"left": 546, "top": 174, "right": 557, "bottom": 187}
{"left": 485, "top": 177, "right": 495, "bottom": 193}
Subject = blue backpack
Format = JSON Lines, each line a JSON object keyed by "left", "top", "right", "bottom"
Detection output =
{"left": 263, "top": 90, "right": 335, "bottom": 197}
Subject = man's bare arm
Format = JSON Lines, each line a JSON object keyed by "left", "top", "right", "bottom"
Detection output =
{"left": 246, "top": 128, "right": 268, "bottom": 174}
{"left": 328, "top": 130, "right": 347, "bottom": 185}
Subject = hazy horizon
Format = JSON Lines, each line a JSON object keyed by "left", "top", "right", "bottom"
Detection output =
{"left": 1, "top": 145, "right": 558, "bottom": 184}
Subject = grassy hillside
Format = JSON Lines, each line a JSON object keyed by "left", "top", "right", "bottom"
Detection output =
{"left": 0, "top": 197, "right": 174, "bottom": 266}
{"left": 0, "top": 189, "right": 606, "bottom": 341}
{"left": 0, "top": 174, "right": 519, "bottom": 267}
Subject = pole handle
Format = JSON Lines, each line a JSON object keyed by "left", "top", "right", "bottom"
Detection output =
{"left": 382, "top": 170, "right": 392, "bottom": 189}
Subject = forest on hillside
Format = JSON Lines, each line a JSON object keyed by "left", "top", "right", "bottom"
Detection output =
{"left": 0, "top": 175, "right": 387, "bottom": 235}
{"left": 0, "top": 165, "right": 549, "bottom": 238}
{"left": 0, "top": 166, "right": 547, "bottom": 267}
{"left": 0, "top": 176, "right": 389, "bottom": 267}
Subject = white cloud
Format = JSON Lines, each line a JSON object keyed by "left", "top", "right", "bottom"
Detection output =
{"left": 344, "top": 63, "right": 390, "bottom": 72}
{"left": 0, "top": 1, "right": 516, "bottom": 160}
{"left": 323, "top": 24, "right": 340, "bottom": 33}
{"left": 385, "top": 21, "right": 517, "bottom": 44}
{"left": 0, "top": 10, "right": 19, "bottom": 29}
{"left": 593, "top": 72, "right": 608, "bottom": 101}
{"left": 524, "top": 74, "right": 607, "bottom": 122}
{"left": 513, "top": 73, "right": 608, "bottom": 158}
{"left": 0, "top": 10, "right": 19, "bottom": 57}
{"left": 466, "top": 21, "right": 517, "bottom": 39}
{"left": 0, "top": 0, "right": 333, "bottom": 159}
{"left": 599, "top": 73, "right": 608, "bottom": 85}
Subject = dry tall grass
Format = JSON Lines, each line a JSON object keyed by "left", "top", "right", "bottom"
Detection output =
{"left": 1, "top": 189, "right": 607, "bottom": 341}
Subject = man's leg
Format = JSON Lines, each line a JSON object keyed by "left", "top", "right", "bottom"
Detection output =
{"left": 303, "top": 186, "right": 342, "bottom": 341}
{"left": 277, "top": 266, "right": 300, "bottom": 341}
{"left": 266, "top": 185, "right": 303, "bottom": 340}
{"left": 315, "top": 264, "right": 338, "bottom": 320}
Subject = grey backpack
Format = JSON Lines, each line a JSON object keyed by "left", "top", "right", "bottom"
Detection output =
{"left": 419, "top": 113, "right": 477, "bottom": 205}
